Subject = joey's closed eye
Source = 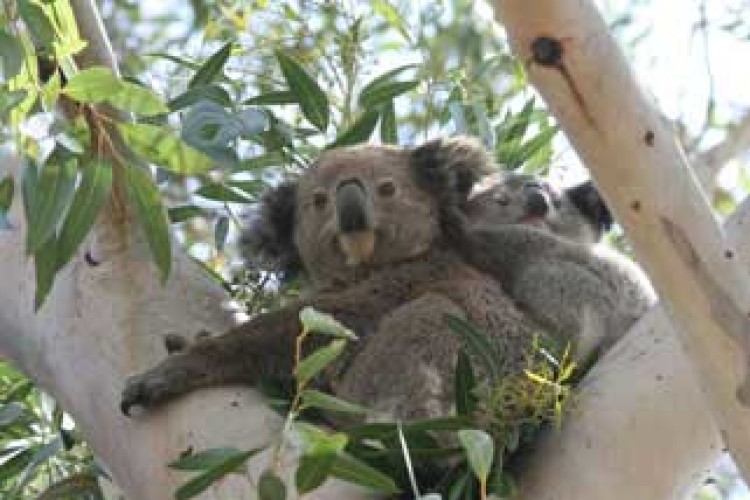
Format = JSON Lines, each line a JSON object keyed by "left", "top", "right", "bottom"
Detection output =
{"left": 312, "top": 188, "right": 328, "bottom": 210}
{"left": 492, "top": 191, "right": 510, "bottom": 206}
{"left": 377, "top": 178, "right": 397, "bottom": 197}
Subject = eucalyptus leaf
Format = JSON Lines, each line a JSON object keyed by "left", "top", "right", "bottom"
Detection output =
{"left": 0, "top": 175, "right": 14, "bottom": 214}
{"left": 174, "top": 448, "right": 260, "bottom": 500}
{"left": 244, "top": 90, "right": 297, "bottom": 105}
{"left": 169, "top": 447, "right": 244, "bottom": 471}
{"left": 329, "top": 109, "right": 380, "bottom": 148}
{"left": 0, "top": 29, "right": 24, "bottom": 81}
{"left": 275, "top": 51, "right": 329, "bottom": 131}
{"left": 169, "top": 85, "right": 232, "bottom": 111}
{"left": 168, "top": 205, "right": 204, "bottom": 223}
{"left": 25, "top": 160, "right": 77, "bottom": 255}
{"left": 126, "top": 166, "right": 172, "bottom": 283}
{"left": 189, "top": 42, "right": 233, "bottom": 89}
{"left": 299, "top": 307, "right": 357, "bottom": 339}
{"left": 329, "top": 453, "right": 400, "bottom": 495}
{"left": 118, "top": 122, "right": 213, "bottom": 174}
{"left": 33, "top": 234, "right": 58, "bottom": 311}
{"left": 214, "top": 215, "right": 229, "bottom": 251}
{"left": 56, "top": 160, "right": 113, "bottom": 270}
{"left": 359, "top": 80, "right": 418, "bottom": 109}
{"left": 295, "top": 339, "right": 346, "bottom": 386}
{"left": 63, "top": 67, "right": 123, "bottom": 103}
{"left": 18, "top": 0, "right": 55, "bottom": 51}
{"left": 299, "top": 389, "right": 368, "bottom": 415}
{"left": 194, "top": 182, "right": 254, "bottom": 203}
{"left": 454, "top": 349, "right": 476, "bottom": 416}
{"left": 258, "top": 470, "right": 287, "bottom": 500}
{"left": 457, "top": 429, "right": 494, "bottom": 484}
{"left": 380, "top": 101, "right": 397, "bottom": 144}
{"left": 108, "top": 81, "right": 169, "bottom": 116}
{"left": 295, "top": 453, "right": 338, "bottom": 494}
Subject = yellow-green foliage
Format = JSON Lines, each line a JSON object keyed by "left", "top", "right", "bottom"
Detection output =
{"left": 474, "top": 336, "right": 577, "bottom": 449}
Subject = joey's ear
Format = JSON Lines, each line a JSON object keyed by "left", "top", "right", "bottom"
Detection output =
{"left": 411, "top": 136, "right": 496, "bottom": 201}
{"left": 566, "top": 180, "right": 614, "bottom": 236}
{"left": 240, "top": 181, "right": 302, "bottom": 278}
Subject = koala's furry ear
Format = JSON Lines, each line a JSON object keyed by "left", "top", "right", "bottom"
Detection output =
{"left": 566, "top": 180, "right": 614, "bottom": 236}
{"left": 411, "top": 136, "right": 496, "bottom": 201}
{"left": 240, "top": 181, "right": 302, "bottom": 278}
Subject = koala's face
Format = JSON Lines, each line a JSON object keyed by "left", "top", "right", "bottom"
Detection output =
{"left": 294, "top": 145, "right": 441, "bottom": 287}
{"left": 466, "top": 173, "right": 612, "bottom": 245}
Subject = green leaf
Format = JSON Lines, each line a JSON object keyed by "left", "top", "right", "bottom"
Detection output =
{"left": 0, "top": 175, "right": 14, "bottom": 214}
{"left": 169, "top": 447, "right": 244, "bottom": 471}
{"left": 299, "top": 307, "right": 358, "bottom": 339}
{"left": 275, "top": 51, "right": 329, "bottom": 131}
{"left": 169, "top": 84, "right": 232, "bottom": 111}
{"left": 233, "top": 152, "right": 286, "bottom": 172}
{"left": 258, "top": 470, "right": 287, "bottom": 500}
{"left": 56, "top": 160, "right": 113, "bottom": 270}
{"left": 295, "top": 453, "right": 338, "bottom": 494}
{"left": 25, "top": 160, "right": 77, "bottom": 255}
{"left": 189, "top": 42, "right": 233, "bottom": 89}
{"left": 295, "top": 339, "right": 346, "bottom": 386}
{"left": 63, "top": 67, "right": 123, "bottom": 103}
{"left": 0, "top": 29, "right": 24, "bottom": 81}
{"left": 18, "top": 0, "right": 55, "bottom": 51}
{"left": 329, "top": 453, "right": 400, "bottom": 495}
{"left": 443, "top": 314, "right": 502, "bottom": 383}
{"left": 329, "top": 109, "right": 380, "bottom": 148}
{"left": 13, "top": 436, "right": 63, "bottom": 495}
{"left": 372, "top": 0, "right": 412, "bottom": 43}
{"left": 359, "top": 65, "right": 418, "bottom": 97}
{"left": 118, "top": 122, "right": 213, "bottom": 174}
{"left": 125, "top": 166, "right": 171, "bottom": 283}
{"left": 299, "top": 389, "right": 368, "bottom": 415}
{"left": 34, "top": 233, "right": 58, "bottom": 311}
{"left": 215, "top": 215, "right": 229, "bottom": 251}
{"left": 244, "top": 90, "right": 297, "bottom": 105}
{"left": 41, "top": 70, "right": 61, "bottom": 109}
{"left": 174, "top": 448, "right": 260, "bottom": 500}
{"left": 0, "top": 89, "right": 28, "bottom": 120}
{"left": 359, "top": 80, "right": 418, "bottom": 109}
{"left": 168, "top": 205, "right": 204, "bottom": 223}
{"left": 0, "top": 402, "right": 26, "bottom": 426}
{"left": 194, "top": 182, "right": 254, "bottom": 203}
{"left": 107, "top": 81, "right": 169, "bottom": 116}
{"left": 293, "top": 422, "right": 348, "bottom": 455}
{"left": 380, "top": 101, "right": 397, "bottom": 144}
{"left": 458, "top": 429, "right": 494, "bottom": 484}
{"left": 454, "top": 350, "right": 476, "bottom": 416}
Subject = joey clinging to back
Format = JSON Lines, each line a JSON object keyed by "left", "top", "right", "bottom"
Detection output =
{"left": 455, "top": 172, "right": 656, "bottom": 362}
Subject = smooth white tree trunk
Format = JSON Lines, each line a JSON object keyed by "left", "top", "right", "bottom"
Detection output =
{"left": 1, "top": 1, "right": 748, "bottom": 499}
{"left": 492, "top": 0, "right": 750, "bottom": 488}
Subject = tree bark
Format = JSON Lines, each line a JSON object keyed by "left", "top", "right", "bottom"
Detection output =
{"left": 492, "top": 0, "right": 750, "bottom": 487}
{"left": 1, "top": 1, "right": 749, "bottom": 499}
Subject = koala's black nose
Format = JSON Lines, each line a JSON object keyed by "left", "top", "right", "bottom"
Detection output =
{"left": 336, "top": 178, "right": 374, "bottom": 233}
{"left": 524, "top": 189, "right": 550, "bottom": 217}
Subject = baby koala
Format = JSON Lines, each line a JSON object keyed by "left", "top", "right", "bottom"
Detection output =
{"left": 452, "top": 172, "right": 656, "bottom": 362}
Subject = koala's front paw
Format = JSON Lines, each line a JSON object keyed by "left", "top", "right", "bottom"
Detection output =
{"left": 120, "top": 365, "right": 187, "bottom": 416}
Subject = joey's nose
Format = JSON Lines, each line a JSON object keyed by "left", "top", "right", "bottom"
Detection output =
{"left": 336, "top": 178, "right": 373, "bottom": 234}
{"left": 525, "top": 190, "right": 550, "bottom": 217}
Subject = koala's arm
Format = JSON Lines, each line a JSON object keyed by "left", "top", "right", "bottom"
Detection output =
{"left": 120, "top": 293, "right": 375, "bottom": 415}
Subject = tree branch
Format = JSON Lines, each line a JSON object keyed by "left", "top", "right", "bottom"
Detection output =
{"left": 492, "top": 0, "right": 750, "bottom": 489}
{"left": 693, "top": 112, "right": 750, "bottom": 190}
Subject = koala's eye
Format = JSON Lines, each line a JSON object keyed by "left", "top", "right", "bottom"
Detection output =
{"left": 312, "top": 189, "right": 328, "bottom": 210}
{"left": 376, "top": 178, "right": 397, "bottom": 198}
{"left": 493, "top": 192, "right": 511, "bottom": 206}
{"left": 523, "top": 181, "right": 543, "bottom": 191}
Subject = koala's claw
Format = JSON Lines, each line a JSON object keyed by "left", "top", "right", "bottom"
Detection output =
{"left": 120, "top": 372, "right": 172, "bottom": 417}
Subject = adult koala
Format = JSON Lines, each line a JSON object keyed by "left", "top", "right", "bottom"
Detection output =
{"left": 121, "top": 137, "right": 544, "bottom": 420}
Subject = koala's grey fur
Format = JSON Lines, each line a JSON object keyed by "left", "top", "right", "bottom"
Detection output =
{"left": 121, "top": 137, "right": 545, "bottom": 421}
{"left": 454, "top": 172, "right": 656, "bottom": 362}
